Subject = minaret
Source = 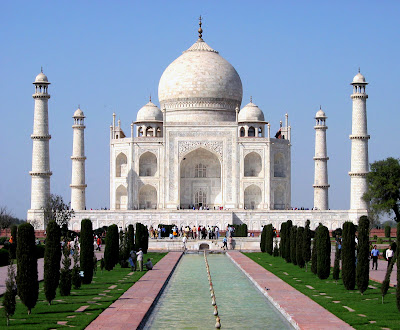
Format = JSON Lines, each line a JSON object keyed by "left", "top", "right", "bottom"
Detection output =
{"left": 70, "top": 107, "right": 87, "bottom": 210}
{"left": 28, "top": 69, "right": 52, "bottom": 224}
{"left": 313, "top": 107, "right": 329, "bottom": 210}
{"left": 349, "top": 70, "right": 369, "bottom": 210}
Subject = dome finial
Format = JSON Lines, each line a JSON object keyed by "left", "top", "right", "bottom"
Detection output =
{"left": 149, "top": 94, "right": 152, "bottom": 102}
{"left": 198, "top": 15, "right": 203, "bottom": 40}
{"left": 250, "top": 95, "right": 252, "bottom": 103}
{"left": 358, "top": 67, "right": 360, "bottom": 73}
{"left": 41, "top": 66, "right": 43, "bottom": 73}
{"left": 78, "top": 104, "right": 80, "bottom": 109}
{"left": 320, "top": 105, "right": 321, "bottom": 110}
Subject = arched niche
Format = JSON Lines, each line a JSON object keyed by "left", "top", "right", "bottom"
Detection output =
{"left": 116, "top": 153, "right": 128, "bottom": 177}
{"left": 240, "top": 127, "right": 245, "bottom": 137}
{"left": 116, "top": 185, "right": 128, "bottom": 210}
{"left": 244, "top": 152, "right": 262, "bottom": 177}
{"left": 274, "top": 186, "right": 285, "bottom": 210}
{"left": 274, "top": 153, "right": 285, "bottom": 177}
{"left": 180, "top": 148, "right": 221, "bottom": 209}
{"left": 139, "top": 152, "right": 157, "bottom": 176}
{"left": 139, "top": 185, "right": 157, "bottom": 209}
{"left": 248, "top": 126, "right": 255, "bottom": 137}
{"left": 244, "top": 184, "right": 262, "bottom": 209}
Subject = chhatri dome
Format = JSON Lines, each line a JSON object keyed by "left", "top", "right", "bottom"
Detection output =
{"left": 136, "top": 99, "right": 163, "bottom": 122}
{"left": 34, "top": 68, "right": 49, "bottom": 83}
{"left": 352, "top": 69, "right": 367, "bottom": 84}
{"left": 238, "top": 99, "right": 265, "bottom": 122}
{"left": 158, "top": 18, "right": 243, "bottom": 122}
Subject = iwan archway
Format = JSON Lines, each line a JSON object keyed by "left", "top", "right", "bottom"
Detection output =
{"left": 179, "top": 148, "right": 221, "bottom": 209}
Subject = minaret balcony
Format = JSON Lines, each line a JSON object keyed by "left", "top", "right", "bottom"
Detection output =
{"left": 31, "top": 134, "right": 51, "bottom": 140}
{"left": 32, "top": 93, "right": 51, "bottom": 99}
{"left": 348, "top": 172, "right": 368, "bottom": 177}
{"left": 313, "top": 156, "right": 329, "bottom": 161}
{"left": 350, "top": 94, "right": 368, "bottom": 99}
{"left": 349, "top": 134, "right": 370, "bottom": 140}
{"left": 29, "top": 171, "right": 52, "bottom": 176}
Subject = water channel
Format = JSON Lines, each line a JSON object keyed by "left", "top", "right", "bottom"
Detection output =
{"left": 144, "top": 254, "right": 293, "bottom": 329}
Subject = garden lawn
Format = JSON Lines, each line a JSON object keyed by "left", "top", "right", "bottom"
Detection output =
{"left": 0, "top": 252, "right": 166, "bottom": 329}
{"left": 245, "top": 253, "right": 399, "bottom": 330}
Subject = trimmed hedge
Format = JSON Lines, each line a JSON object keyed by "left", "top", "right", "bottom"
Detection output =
{"left": 0, "top": 248, "right": 10, "bottom": 266}
{"left": 104, "top": 224, "right": 119, "bottom": 271}
{"left": 316, "top": 224, "right": 331, "bottom": 279}
{"left": 303, "top": 220, "right": 312, "bottom": 270}
{"left": 342, "top": 221, "right": 356, "bottom": 290}
{"left": 285, "top": 220, "right": 293, "bottom": 263}
{"left": 135, "top": 223, "right": 149, "bottom": 253}
{"left": 296, "top": 226, "right": 305, "bottom": 268}
{"left": 80, "top": 219, "right": 94, "bottom": 284}
{"left": 260, "top": 226, "right": 267, "bottom": 252}
{"left": 356, "top": 216, "right": 370, "bottom": 294}
{"left": 265, "top": 224, "right": 273, "bottom": 255}
{"left": 280, "top": 222, "right": 287, "bottom": 258}
{"left": 290, "top": 226, "right": 297, "bottom": 266}
{"left": 44, "top": 221, "right": 61, "bottom": 305}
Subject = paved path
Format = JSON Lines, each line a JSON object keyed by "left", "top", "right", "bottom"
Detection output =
{"left": 0, "top": 250, "right": 104, "bottom": 296}
{"left": 86, "top": 252, "right": 182, "bottom": 330}
{"left": 228, "top": 251, "right": 352, "bottom": 330}
{"left": 330, "top": 252, "right": 397, "bottom": 286}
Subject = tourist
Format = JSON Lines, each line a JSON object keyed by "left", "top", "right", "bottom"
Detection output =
{"left": 97, "top": 237, "right": 102, "bottom": 251}
{"left": 145, "top": 258, "right": 153, "bottom": 270}
{"left": 386, "top": 245, "right": 394, "bottom": 267}
{"left": 182, "top": 235, "right": 187, "bottom": 250}
{"left": 215, "top": 226, "right": 219, "bottom": 239}
{"left": 371, "top": 245, "right": 379, "bottom": 270}
{"left": 222, "top": 237, "right": 228, "bottom": 250}
{"left": 129, "top": 250, "right": 137, "bottom": 271}
{"left": 137, "top": 248, "right": 144, "bottom": 271}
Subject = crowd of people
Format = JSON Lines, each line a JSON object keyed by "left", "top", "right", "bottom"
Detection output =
{"left": 148, "top": 225, "right": 240, "bottom": 240}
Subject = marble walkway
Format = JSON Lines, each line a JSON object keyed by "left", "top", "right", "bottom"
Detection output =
{"left": 228, "top": 251, "right": 353, "bottom": 329}
{"left": 86, "top": 251, "right": 182, "bottom": 330}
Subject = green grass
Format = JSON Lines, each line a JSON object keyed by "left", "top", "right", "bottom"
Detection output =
{"left": 0, "top": 252, "right": 166, "bottom": 329}
{"left": 244, "top": 253, "right": 399, "bottom": 329}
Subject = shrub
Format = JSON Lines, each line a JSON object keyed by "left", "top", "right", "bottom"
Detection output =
{"left": 303, "top": 220, "right": 312, "bottom": 271}
{"left": 385, "top": 225, "right": 391, "bottom": 238}
{"left": 342, "top": 221, "right": 356, "bottom": 290}
{"left": 59, "top": 246, "right": 71, "bottom": 296}
{"left": 377, "top": 237, "right": 383, "bottom": 244}
{"left": 284, "top": 220, "right": 293, "bottom": 263}
{"left": 36, "top": 245, "right": 45, "bottom": 259}
{"left": 265, "top": 224, "right": 273, "bottom": 255}
{"left": 279, "top": 222, "right": 287, "bottom": 258}
{"left": 80, "top": 219, "right": 94, "bottom": 284}
{"left": 44, "top": 221, "right": 61, "bottom": 305}
{"left": 333, "top": 242, "right": 340, "bottom": 281}
{"left": 316, "top": 224, "right": 331, "bottom": 279}
{"left": 373, "top": 235, "right": 378, "bottom": 240}
{"left": 0, "top": 237, "right": 8, "bottom": 245}
{"left": 3, "top": 260, "right": 16, "bottom": 326}
{"left": 296, "top": 226, "right": 305, "bottom": 268}
{"left": 16, "top": 223, "right": 38, "bottom": 314}
{"left": 71, "top": 251, "right": 81, "bottom": 290}
{"left": 260, "top": 226, "right": 267, "bottom": 252}
{"left": 356, "top": 216, "right": 370, "bottom": 294}
{"left": 0, "top": 248, "right": 10, "bottom": 266}
{"left": 290, "top": 226, "right": 297, "bottom": 266}
{"left": 105, "top": 224, "right": 119, "bottom": 271}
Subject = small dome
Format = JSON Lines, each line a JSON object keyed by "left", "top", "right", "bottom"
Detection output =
{"left": 136, "top": 101, "right": 163, "bottom": 122}
{"left": 352, "top": 72, "right": 366, "bottom": 84}
{"left": 238, "top": 102, "right": 265, "bottom": 122}
{"left": 315, "top": 109, "right": 326, "bottom": 118}
{"left": 73, "top": 108, "right": 85, "bottom": 118}
{"left": 34, "top": 72, "right": 49, "bottom": 83}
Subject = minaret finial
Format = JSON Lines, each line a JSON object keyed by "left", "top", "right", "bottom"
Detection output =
{"left": 149, "top": 94, "right": 151, "bottom": 102}
{"left": 198, "top": 15, "right": 203, "bottom": 40}
{"left": 358, "top": 67, "right": 360, "bottom": 73}
{"left": 250, "top": 96, "right": 252, "bottom": 103}
{"left": 78, "top": 104, "right": 80, "bottom": 109}
{"left": 320, "top": 105, "right": 321, "bottom": 110}
{"left": 41, "top": 66, "right": 43, "bottom": 73}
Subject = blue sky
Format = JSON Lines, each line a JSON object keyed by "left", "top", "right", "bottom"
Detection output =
{"left": 1, "top": 1, "right": 399, "bottom": 219}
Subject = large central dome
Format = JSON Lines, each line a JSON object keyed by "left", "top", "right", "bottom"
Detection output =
{"left": 158, "top": 38, "right": 243, "bottom": 122}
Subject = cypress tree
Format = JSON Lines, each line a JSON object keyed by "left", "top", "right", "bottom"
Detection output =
{"left": 273, "top": 240, "right": 279, "bottom": 257}
{"left": 59, "top": 246, "right": 71, "bottom": 296}
{"left": 396, "top": 221, "right": 400, "bottom": 312}
{"left": 105, "top": 224, "right": 119, "bottom": 271}
{"left": 342, "top": 221, "right": 356, "bottom": 290}
{"left": 266, "top": 224, "right": 273, "bottom": 255}
{"left": 280, "top": 223, "right": 287, "bottom": 258}
{"left": 71, "top": 250, "right": 81, "bottom": 289}
{"left": 385, "top": 225, "right": 391, "bottom": 239}
{"left": 135, "top": 223, "right": 149, "bottom": 253}
{"left": 311, "top": 228, "right": 318, "bottom": 274}
{"left": 260, "top": 226, "right": 267, "bottom": 252}
{"left": 317, "top": 224, "right": 331, "bottom": 279}
{"left": 3, "top": 260, "right": 16, "bottom": 326}
{"left": 303, "top": 220, "right": 312, "bottom": 271}
{"left": 127, "top": 224, "right": 135, "bottom": 253}
{"left": 290, "top": 226, "right": 297, "bottom": 265}
{"left": 285, "top": 220, "right": 293, "bottom": 263}
{"left": 381, "top": 257, "right": 395, "bottom": 304}
{"left": 356, "top": 216, "right": 370, "bottom": 294}
{"left": 333, "top": 242, "right": 340, "bottom": 282}
{"left": 80, "top": 219, "right": 94, "bottom": 284}
{"left": 44, "top": 221, "right": 61, "bottom": 305}
{"left": 296, "top": 226, "right": 305, "bottom": 268}
{"left": 9, "top": 225, "right": 17, "bottom": 259}
{"left": 16, "top": 223, "right": 38, "bottom": 314}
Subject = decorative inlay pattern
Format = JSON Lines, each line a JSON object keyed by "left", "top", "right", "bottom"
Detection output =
{"left": 178, "top": 141, "right": 223, "bottom": 160}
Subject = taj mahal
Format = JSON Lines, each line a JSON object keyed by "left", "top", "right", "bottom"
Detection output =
{"left": 27, "top": 20, "right": 369, "bottom": 231}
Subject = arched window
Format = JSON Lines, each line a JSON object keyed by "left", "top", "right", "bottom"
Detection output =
{"left": 244, "top": 185, "right": 262, "bottom": 209}
{"left": 145, "top": 126, "right": 153, "bottom": 137}
{"left": 139, "top": 152, "right": 157, "bottom": 176}
{"left": 138, "top": 185, "right": 157, "bottom": 209}
{"left": 258, "top": 127, "right": 263, "bottom": 137}
{"left": 116, "top": 185, "right": 128, "bottom": 210}
{"left": 138, "top": 127, "right": 144, "bottom": 137}
{"left": 248, "top": 127, "right": 255, "bottom": 137}
{"left": 244, "top": 152, "right": 262, "bottom": 177}
{"left": 240, "top": 127, "right": 245, "bottom": 137}
{"left": 195, "top": 188, "right": 207, "bottom": 207}
{"left": 116, "top": 153, "right": 128, "bottom": 177}
{"left": 274, "top": 153, "right": 285, "bottom": 177}
{"left": 156, "top": 127, "right": 162, "bottom": 137}
{"left": 195, "top": 164, "right": 207, "bottom": 178}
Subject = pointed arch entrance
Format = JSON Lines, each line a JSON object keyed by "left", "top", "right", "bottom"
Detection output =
{"left": 180, "top": 148, "right": 221, "bottom": 209}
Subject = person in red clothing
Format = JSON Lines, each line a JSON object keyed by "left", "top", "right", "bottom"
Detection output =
{"left": 96, "top": 237, "right": 102, "bottom": 251}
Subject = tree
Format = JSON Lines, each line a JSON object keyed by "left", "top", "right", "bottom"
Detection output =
{"left": 273, "top": 239, "right": 279, "bottom": 257}
{"left": 296, "top": 226, "right": 305, "bottom": 268}
{"left": 342, "top": 221, "right": 356, "bottom": 290}
{"left": 385, "top": 225, "right": 391, "bottom": 238}
{"left": 397, "top": 222, "right": 400, "bottom": 311}
{"left": 333, "top": 242, "right": 340, "bottom": 282}
{"left": 127, "top": 224, "right": 135, "bottom": 253}
{"left": 2, "top": 260, "right": 16, "bottom": 326}
{"left": 135, "top": 223, "right": 149, "bottom": 253}
{"left": 104, "top": 224, "right": 119, "bottom": 271}
{"left": 0, "top": 206, "right": 13, "bottom": 230}
{"left": 44, "top": 194, "right": 74, "bottom": 229}
{"left": 80, "top": 219, "right": 94, "bottom": 284}
{"left": 381, "top": 256, "right": 395, "bottom": 304}
{"left": 260, "top": 226, "right": 267, "bottom": 252}
{"left": 317, "top": 225, "right": 331, "bottom": 279}
{"left": 119, "top": 229, "right": 129, "bottom": 268}
{"left": 303, "top": 220, "right": 312, "bottom": 271}
{"left": 44, "top": 221, "right": 61, "bottom": 305}
{"left": 265, "top": 224, "right": 273, "bottom": 255}
{"left": 356, "top": 216, "right": 370, "bottom": 294}
{"left": 59, "top": 246, "right": 71, "bottom": 296}
{"left": 71, "top": 250, "right": 81, "bottom": 290}
{"left": 16, "top": 223, "right": 38, "bottom": 314}
{"left": 311, "top": 228, "right": 318, "bottom": 274}
{"left": 284, "top": 220, "right": 293, "bottom": 263}
{"left": 290, "top": 226, "right": 297, "bottom": 266}
{"left": 279, "top": 222, "right": 287, "bottom": 258}
{"left": 363, "top": 157, "right": 400, "bottom": 222}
